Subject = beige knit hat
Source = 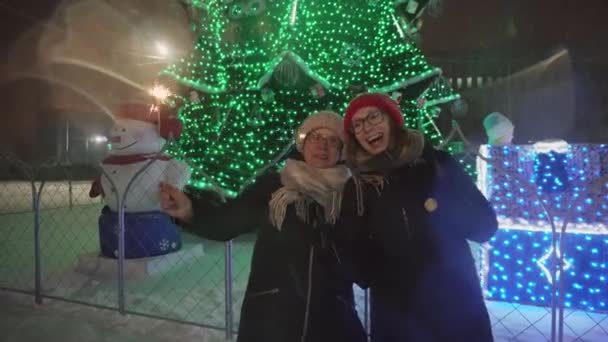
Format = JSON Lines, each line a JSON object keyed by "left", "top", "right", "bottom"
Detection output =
{"left": 295, "top": 111, "right": 345, "bottom": 152}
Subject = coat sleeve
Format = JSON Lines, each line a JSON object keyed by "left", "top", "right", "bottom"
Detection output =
{"left": 432, "top": 150, "right": 498, "bottom": 243}
{"left": 182, "top": 173, "right": 276, "bottom": 241}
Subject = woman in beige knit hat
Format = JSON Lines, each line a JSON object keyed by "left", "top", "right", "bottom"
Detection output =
{"left": 159, "top": 111, "right": 366, "bottom": 342}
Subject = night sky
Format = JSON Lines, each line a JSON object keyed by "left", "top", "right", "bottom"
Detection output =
{"left": 1, "top": 0, "right": 607, "bottom": 160}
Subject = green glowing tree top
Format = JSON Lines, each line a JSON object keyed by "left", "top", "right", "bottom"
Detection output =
{"left": 164, "top": 0, "right": 452, "bottom": 195}
{"left": 163, "top": 0, "right": 441, "bottom": 92}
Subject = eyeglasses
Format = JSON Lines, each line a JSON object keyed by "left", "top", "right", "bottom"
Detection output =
{"left": 307, "top": 132, "right": 342, "bottom": 148}
{"left": 351, "top": 111, "right": 385, "bottom": 133}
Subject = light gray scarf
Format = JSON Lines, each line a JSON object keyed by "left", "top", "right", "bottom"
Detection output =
{"left": 269, "top": 159, "right": 351, "bottom": 230}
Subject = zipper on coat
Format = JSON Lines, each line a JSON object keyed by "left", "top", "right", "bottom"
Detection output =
{"left": 402, "top": 207, "right": 412, "bottom": 239}
{"left": 331, "top": 241, "right": 342, "bottom": 264}
{"left": 247, "top": 288, "right": 279, "bottom": 299}
{"left": 301, "top": 245, "right": 314, "bottom": 342}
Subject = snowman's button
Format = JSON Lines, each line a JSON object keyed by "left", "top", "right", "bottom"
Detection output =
{"left": 112, "top": 170, "right": 117, "bottom": 174}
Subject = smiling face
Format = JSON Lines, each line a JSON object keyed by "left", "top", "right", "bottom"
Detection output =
{"left": 109, "top": 119, "right": 164, "bottom": 155}
{"left": 351, "top": 106, "right": 392, "bottom": 155}
{"left": 301, "top": 128, "right": 341, "bottom": 169}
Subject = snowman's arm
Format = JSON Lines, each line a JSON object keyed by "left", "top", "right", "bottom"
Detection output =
{"left": 89, "top": 175, "right": 104, "bottom": 198}
{"left": 164, "top": 159, "right": 191, "bottom": 190}
{"left": 182, "top": 173, "right": 277, "bottom": 241}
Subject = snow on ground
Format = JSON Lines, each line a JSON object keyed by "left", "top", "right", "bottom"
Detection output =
{"left": 0, "top": 181, "right": 101, "bottom": 214}
{"left": 0, "top": 191, "right": 606, "bottom": 341}
{"left": 0, "top": 290, "right": 227, "bottom": 342}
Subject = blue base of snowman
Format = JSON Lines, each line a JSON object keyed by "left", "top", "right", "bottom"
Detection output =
{"left": 98, "top": 206, "right": 182, "bottom": 259}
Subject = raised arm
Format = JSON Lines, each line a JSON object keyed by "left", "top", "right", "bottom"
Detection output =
{"left": 432, "top": 150, "right": 498, "bottom": 242}
{"left": 162, "top": 173, "right": 277, "bottom": 241}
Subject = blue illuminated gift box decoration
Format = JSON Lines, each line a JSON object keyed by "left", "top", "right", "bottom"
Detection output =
{"left": 476, "top": 142, "right": 608, "bottom": 312}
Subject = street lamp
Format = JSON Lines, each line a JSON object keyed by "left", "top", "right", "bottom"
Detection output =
{"left": 149, "top": 84, "right": 171, "bottom": 102}
{"left": 156, "top": 41, "right": 170, "bottom": 58}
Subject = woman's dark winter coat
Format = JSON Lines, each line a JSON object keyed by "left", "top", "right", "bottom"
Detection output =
{"left": 339, "top": 146, "right": 498, "bottom": 342}
{"left": 184, "top": 172, "right": 367, "bottom": 342}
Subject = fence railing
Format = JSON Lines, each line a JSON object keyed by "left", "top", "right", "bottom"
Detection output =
{"left": 0, "top": 149, "right": 370, "bottom": 340}
{"left": 1, "top": 147, "right": 606, "bottom": 341}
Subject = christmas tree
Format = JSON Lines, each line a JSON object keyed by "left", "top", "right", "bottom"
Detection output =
{"left": 163, "top": 0, "right": 457, "bottom": 195}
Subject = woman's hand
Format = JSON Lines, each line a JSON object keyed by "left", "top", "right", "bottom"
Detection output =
{"left": 160, "top": 182, "right": 194, "bottom": 224}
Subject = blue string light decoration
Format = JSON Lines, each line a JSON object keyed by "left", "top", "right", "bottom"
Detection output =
{"left": 534, "top": 150, "right": 570, "bottom": 193}
{"left": 477, "top": 143, "right": 608, "bottom": 313}
{"left": 484, "top": 229, "right": 607, "bottom": 312}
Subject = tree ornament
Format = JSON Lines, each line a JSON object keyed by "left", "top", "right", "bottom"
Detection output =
{"left": 273, "top": 58, "right": 301, "bottom": 87}
{"left": 244, "top": 0, "right": 266, "bottom": 16}
{"left": 340, "top": 43, "right": 364, "bottom": 67}
{"left": 310, "top": 83, "right": 326, "bottom": 99}
{"left": 427, "top": 0, "right": 444, "bottom": 18}
{"left": 246, "top": 105, "right": 264, "bottom": 127}
{"left": 450, "top": 98, "right": 469, "bottom": 117}
{"left": 260, "top": 88, "right": 275, "bottom": 102}
{"left": 190, "top": 90, "right": 201, "bottom": 103}
{"left": 391, "top": 91, "right": 403, "bottom": 103}
{"left": 349, "top": 83, "right": 368, "bottom": 96}
{"left": 416, "top": 97, "right": 427, "bottom": 108}
{"left": 227, "top": 2, "right": 245, "bottom": 19}
{"left": 405, "top": 0, "right": 420, "bottom": 14}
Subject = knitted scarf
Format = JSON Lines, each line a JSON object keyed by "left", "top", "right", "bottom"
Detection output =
{"left": 349, "top": 129, "right": 426, "bottom": 215}
{"left": 269, "top": 159, "right": 351, "bottom": 230}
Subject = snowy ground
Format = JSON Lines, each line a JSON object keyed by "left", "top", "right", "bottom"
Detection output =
{"left": 0, "top": 183, "right": 606, "bottom": 341}
{"left": 0, "top": 290, "right": 227, "bottom": 342}
{"left": 0, "top": 181, "right": 101, "bottom": 214}
{"left": 3, "top": 289, "right": 606, "bottom": 342}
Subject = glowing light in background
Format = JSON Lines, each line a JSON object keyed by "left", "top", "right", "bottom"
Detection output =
{"left": 536, "top": 245, "right": 572, "bottom": 284}
{"left": 91, "top": 135, "right": 108, "bottom": 144}
{"left": 155, "top": 41, "right": 170, "bottom": 58}
{"left": 149, "top": 84, "right": 171, "bottom": 102}
{"left": 477, "top": 144, "right": 608, "bottom": 312}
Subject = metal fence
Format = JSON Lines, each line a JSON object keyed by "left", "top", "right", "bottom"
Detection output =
{"left": 1, "top": 146, "right": 606, "bottom": 341}
{"left": 0, "top": 149, "right": 368, "bottom": 340}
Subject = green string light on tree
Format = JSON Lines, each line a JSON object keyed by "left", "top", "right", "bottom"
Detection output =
{"left": 164, "top": 0, "right": 458, "bottom": 195}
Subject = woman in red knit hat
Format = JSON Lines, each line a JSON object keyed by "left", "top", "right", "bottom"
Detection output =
{"left": 338, "top": 93, "right": 498, "bottom": 342}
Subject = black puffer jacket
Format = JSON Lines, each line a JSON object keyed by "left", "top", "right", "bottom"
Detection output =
{"left": 338, "top": 146, "right": 498, "bottom": 342}
{"left": 184, "top": 172, "right": 367, "bottom": 342}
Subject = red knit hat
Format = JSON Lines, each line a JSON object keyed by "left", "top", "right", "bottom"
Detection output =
{"left": 343, "top": 93, "right": 404, "bottom": 134}
{"left": 116, "top": 103, "right": 182, "bottom": 139}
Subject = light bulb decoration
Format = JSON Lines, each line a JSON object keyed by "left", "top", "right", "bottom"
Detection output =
{"left": 477, "top": 144, "right": 608, "bottom": 312}
{"left": 162, "top": 0, "right": 460, "bottom": 195}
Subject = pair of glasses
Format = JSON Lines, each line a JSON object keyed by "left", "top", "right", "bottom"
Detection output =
{"left": 351, "top": 111, "right": 385, "bottom": 133}
{"left": 307, "top": 132, "right": 342, "bottom": 148}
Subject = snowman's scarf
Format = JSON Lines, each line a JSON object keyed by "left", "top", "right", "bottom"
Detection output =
{"left": 269, "top": 159, "right": 351, "bottom": 230}
{"left": 102, "top": 153, "right": 172, "bottom": 165}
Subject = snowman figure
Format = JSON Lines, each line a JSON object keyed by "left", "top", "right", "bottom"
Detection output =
{"left": 89, "top": 102, "right": 190, "bottom": 259}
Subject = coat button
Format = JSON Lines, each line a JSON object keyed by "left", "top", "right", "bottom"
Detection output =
{"left": 424, "top": 198, "right": 438, "bottom": 212}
